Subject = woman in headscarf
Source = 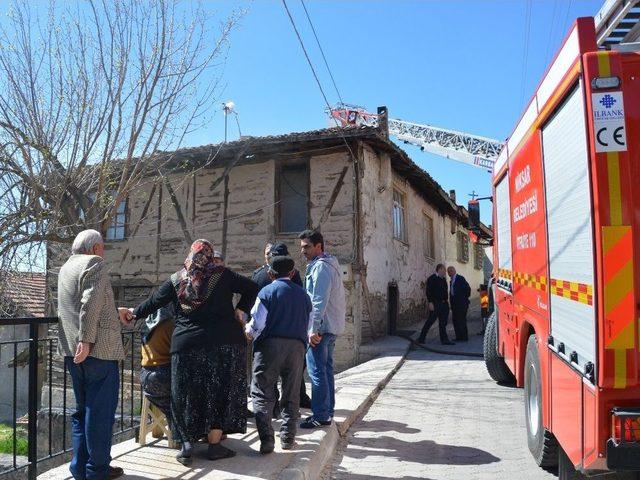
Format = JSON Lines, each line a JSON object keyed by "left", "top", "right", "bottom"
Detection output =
{"left": 130, "top": 239, "right": 258, "bottom": 464}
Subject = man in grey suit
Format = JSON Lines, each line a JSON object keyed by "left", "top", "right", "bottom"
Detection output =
{"left": 58, "top": 229, "right": 131, "bottom": 480}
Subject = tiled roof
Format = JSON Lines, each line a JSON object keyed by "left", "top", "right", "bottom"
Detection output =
{"left": 148, "top": 125, "right": 490, "bottom": 234}
{"left": 1, "top": 272, "right": 47, "bottom": 317}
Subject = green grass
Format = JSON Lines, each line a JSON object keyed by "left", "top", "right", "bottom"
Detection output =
{"left": 0, "top": 423, "right": 28, "bottom": 456}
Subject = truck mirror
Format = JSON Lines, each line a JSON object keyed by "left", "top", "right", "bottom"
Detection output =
{"left": 468, "top": 200, "right": 480, "bottom": 232}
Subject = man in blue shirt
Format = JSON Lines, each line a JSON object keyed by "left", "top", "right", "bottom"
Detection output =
{"left": 246, "top": 256, "right": 312, "bottom": 453}
{"left": 298, "top": 230, "right": 346, "bottom": 430}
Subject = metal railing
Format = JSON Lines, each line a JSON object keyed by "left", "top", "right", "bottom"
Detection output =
{"left": 0, "top": 317, "right": 141, "bottom": 480}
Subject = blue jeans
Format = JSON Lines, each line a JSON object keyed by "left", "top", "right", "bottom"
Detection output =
{"left": 306, "top": 333, "right": 336, "bottom": 422}
{"left": 65, "top": 356, "right": 119, "bottom": 480}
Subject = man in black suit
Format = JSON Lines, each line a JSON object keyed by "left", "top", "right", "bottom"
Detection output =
{"left": 448, "top": 266, "right": 471, "bottom": 342}
{"left": 418, "top": 264, "right": 454, "bottom": 345}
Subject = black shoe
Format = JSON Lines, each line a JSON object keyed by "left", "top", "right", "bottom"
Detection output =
{"left": 176, "top": 442, "right": 193, "bottom": 465}
{"left": 300, "top": 396, "right": 312, "bottom": 409}
{"left": 260, "top": 437, "right": 275, "bottom": 454}
{"left": 299, "top": 415, "right": 331, "bottom": 429}
{"left": 207, "top": 442, "right": 236, "bottom": 460}
{"left": 441, "top": 341, "right": 455, "bottom": 345}
{"left": 108, "top": 466, "right": 124, "bottom": 479}
{"left": 455, "top": 338, "right": 468, "bottom": 342}
{"left": 280, "top": 437, "right": 295, "bottom": 450}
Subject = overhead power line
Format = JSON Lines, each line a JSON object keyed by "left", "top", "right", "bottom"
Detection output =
{"left": 280, "top": 0, "right": 358, "bottom": 162}
{"left": 520, "top": 0, "right": 533, "bottom": 109}
{"left": 299, "top": 0, "right": 345, "bottom": 106}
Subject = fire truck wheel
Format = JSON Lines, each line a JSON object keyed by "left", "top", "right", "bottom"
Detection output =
{"left": 525, "top": 334, "right": 558, "bottom": 469}
{"left": 483, "top": 312, "right": 515, "bottom": 384}
{"left": 558, "top": 446, "right": 586, "bottom": 479}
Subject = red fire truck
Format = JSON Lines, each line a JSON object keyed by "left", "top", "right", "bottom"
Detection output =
{"left": 479, "top": 16, "right": 640, "bottom": 479}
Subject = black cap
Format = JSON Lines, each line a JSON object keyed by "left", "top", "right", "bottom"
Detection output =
{"left": 269, "top": 255, "right": 295, "bottom": 276}
{"left": 269, "top": 242, "right": 290, "bottom": 257}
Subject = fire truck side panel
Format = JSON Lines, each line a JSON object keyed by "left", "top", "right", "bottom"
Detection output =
{"left": 494, "top": 176, "right": 516, "bottom": 372}
{"left": 582, "top": 383, "right": 598, "bottom": 469}
{"left": 581, "top": 49, "right": 640, "bottom": 470}
{"left": 550, "top": 354, "right": 584, "bottom": 465}
{"left": 509, "top": 132, "right": 550, "bottom": 319}
{"left": 541, "top": 82, "right": 597, "bottom": 368}
{"left": 508, "top": 132, "right": 551, "bottom": 392}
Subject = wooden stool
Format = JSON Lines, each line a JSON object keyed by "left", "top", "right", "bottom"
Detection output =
{"left": 138, "top": 396, "right": 178, "bottom": 449}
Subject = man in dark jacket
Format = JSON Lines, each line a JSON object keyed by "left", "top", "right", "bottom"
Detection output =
{"left": 252, "top": 242, "right": 310, "bottom": 413}
{"left": 252, "top": 242, "right": 274, "bottom": 290}
{"left": 417, "top": 264, "right": 454, "bottom": 345}
{"left": 253, "top": 243, "right": 303, "bottom": 290}
{"left": 448, "top": 266, "right": 471, "bottom": 342}
{"left": 246, "top": 256, "right": 312, "bottom": 453}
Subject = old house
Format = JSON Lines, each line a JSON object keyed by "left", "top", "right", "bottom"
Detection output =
{"left": 48, "top": 124, "right": 490, "bottom": 370}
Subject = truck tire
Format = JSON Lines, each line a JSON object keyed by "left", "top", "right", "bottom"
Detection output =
{"left": 483, "top": 312, "right": 515, "bottom": 384}
{"left": 525, "top": 334, "right": 558, "bottom": 468}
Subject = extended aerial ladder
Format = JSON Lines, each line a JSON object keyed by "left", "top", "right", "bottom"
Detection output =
{"left": 328, "top": 103, "right": 504, "bottom": 171}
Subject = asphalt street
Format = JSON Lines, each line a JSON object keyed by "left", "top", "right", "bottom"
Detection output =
{"left": 325, "top": 337, "right": 557, "bottom": 480}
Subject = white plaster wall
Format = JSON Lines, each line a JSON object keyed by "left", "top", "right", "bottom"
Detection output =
{"left": 360, "top": 144, "right": 483, "bottom": 337}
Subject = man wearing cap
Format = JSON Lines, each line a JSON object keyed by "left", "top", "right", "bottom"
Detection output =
{"left": 253, "top": 242, "right": 310, "bottom": 413}
{"left": 253, "top": 243, "right": 302, "bottom": 290}
{"left": 246, "top": 256, "right": 312, "bottom": 453}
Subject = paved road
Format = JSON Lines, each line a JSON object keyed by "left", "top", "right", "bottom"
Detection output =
{"left": 325, "top": 337, "right": 557, "bottom": 480}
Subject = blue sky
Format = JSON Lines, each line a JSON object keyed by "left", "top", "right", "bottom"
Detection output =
{"left": 191, "top": 0, "right": 602, "bottom": 224}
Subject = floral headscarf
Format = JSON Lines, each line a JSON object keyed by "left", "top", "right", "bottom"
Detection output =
{"left": 171, "top": 239, "right": 224, "bottom": 311}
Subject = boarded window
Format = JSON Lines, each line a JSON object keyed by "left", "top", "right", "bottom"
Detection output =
{"left": 392, "top": 188, "right": 407, "bottom": 242}
{"left": 278, "top": 164, "right": 309, "bottom": 233}
{"left": 423, "top": 213, "right": 435, "bottom": 259}
{"left": 106, "top": 198, "right": 127, "bottom": 241}
{"left": 474, "top": 243, "right": 484, "bottom": 270}
{"left": 457, "top": 231, "right": 469, "bottom": 263}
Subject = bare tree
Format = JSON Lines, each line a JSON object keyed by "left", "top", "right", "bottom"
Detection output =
{"left": 0, "top": 0, "right": 242, "bottom": 269}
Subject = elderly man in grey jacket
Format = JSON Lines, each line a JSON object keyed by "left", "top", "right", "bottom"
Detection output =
{"left": 58, "top": 229, "right": 131, "bottom": 480}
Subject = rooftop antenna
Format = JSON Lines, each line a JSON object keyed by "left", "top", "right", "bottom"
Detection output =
{"left": 222, "top": 101, "right": 235, "bottom": 142}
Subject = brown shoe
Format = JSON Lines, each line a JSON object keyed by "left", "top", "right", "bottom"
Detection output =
{"left": 108, "top": 466, "right": 124, "bottom": 479}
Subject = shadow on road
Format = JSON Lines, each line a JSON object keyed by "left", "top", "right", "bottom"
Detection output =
{"left": 344, "top": 434, "right": 501, "bottom": 466}
{"left": 329, "top": 472, "right": 434, "bottom": 480}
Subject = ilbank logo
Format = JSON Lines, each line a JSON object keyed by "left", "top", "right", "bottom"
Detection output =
{"left": 593, "top": 91, "right": 624, "bottom": 121}
{"left": 592, "top": 91, "right": 626, "bottom": 153}
{"left": 599, "top": 94, "right": 616, "bottom": 109}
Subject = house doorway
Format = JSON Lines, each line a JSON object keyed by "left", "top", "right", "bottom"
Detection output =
{"left": 388, "top": 282, "right": 399, "bottom": 335}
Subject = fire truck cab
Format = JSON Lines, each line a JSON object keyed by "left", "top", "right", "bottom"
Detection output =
{"left": 482, "top": 17, "right": 640, "bottom": 479}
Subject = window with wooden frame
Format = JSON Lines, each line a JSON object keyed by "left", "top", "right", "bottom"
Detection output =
{"left": 106, "top": 198, "right": 127, "bottom": 241}
{"left": 277, "top": 163, "right": 309, "bottom": 234}
{"left": 423, "top": 213, "right": 435, "bottom": 259}
{"left": 474, "top": 242, "right": 484, "bottom": 270}
{"left": 392, "top": 188, "right": 407, "bottom": 242}
{"left": 457, "top": 230, "right": 469, "bottom": 263}
{"left": 86, "top": 192, "right": 127, "bottom": 241}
